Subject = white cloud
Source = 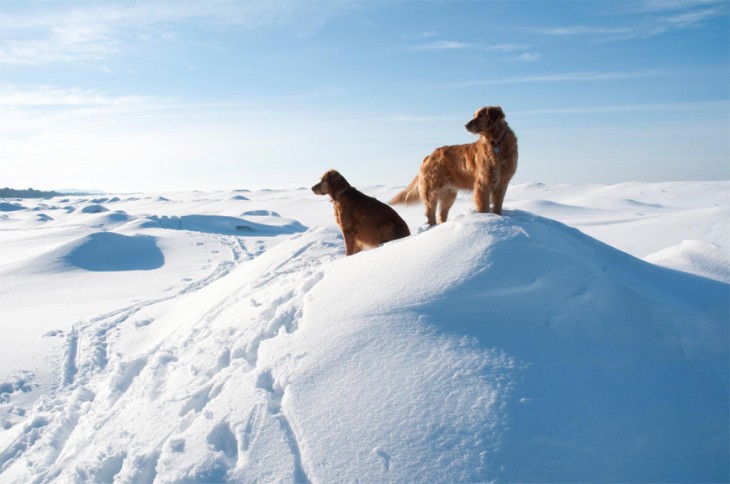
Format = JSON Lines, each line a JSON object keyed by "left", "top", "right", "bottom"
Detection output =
{"left": 0, "top": 1, "right": 356, "bottom": 65}
{"left": 402, "top": 31, "right": 439, "bottom": 40}
{"left": 513, "top": 100, "right": 729, "bottom": 115}
{"left": 449, "top": 70, "right": 666, "bottom": 87}
{"left": 535, "top": 26, "right": 633, "bottom": 36}
{"left": 0, "top": 84, "right": 447, "bottom": 191}
{"left": 515, "top": 52, "right": 541, "bottom": 62}
{"left": 639, "top": 0, "right": 724, "bottom": 12}
{"left": 0, "top": 24, "right": 118, "bottom": 65}
{"left": 0, "top": 85, "right": 151, "bottom": 107}
{"left": 533, "top": 0, "right": 726, "bottom": 42}
{"left": 482, "top": 43, "right": 531, "bottom": 52}
{"left": 658, "top": 5, "right": 727, "bottom": 26}
{"left": 409, "top": 40, "right": 472, "bottom": 51}
{"left": 409, "top": 40, "right": 535, "bottom": 58}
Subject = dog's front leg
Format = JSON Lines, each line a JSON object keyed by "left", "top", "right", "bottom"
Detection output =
{"left": 491, "top": 180, "right": 508, "bottom": 215}
{"left": 473, "top": 178, "right": 491, "bottom": 213}
{"left": 343, "top": 231, "right": 359, "bottom": 256}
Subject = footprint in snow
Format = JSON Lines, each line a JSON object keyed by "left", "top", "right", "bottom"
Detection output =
{"left": 373, "top": 447, "right": 391, "bottom": 471}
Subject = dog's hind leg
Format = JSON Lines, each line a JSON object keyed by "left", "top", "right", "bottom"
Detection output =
{"left": 424, "top": 203, "right": 437, "bottom": 226}
{"left": 438, "top": 189, "right": 457, "bottom": 223}
{"left": 419, "top": 181, "right": 438, "bottom": 226}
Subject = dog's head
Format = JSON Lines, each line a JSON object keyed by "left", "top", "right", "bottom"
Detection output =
{"left": 465, "top": 106, "right": 506, "bottom": 136}
{"left": 312, "top": 169, "right": 351, "bottom": 199}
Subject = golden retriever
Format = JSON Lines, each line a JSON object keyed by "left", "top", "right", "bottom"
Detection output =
{"left": 390, "top": 106, "right": 518, "bottom": 225}
{"left": 312, "top": 170, "right": 410, "bottom": 256}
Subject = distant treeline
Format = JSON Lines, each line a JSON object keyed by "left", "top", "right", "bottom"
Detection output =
{"left": 1, "top": 187, "right": 62, "bottom": 198}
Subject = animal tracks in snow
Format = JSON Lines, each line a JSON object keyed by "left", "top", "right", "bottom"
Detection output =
{"left": 0, "top": 228, "right": 340, "bottom": 482}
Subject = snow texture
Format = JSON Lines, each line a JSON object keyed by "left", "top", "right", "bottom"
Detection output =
{"left": 0, "top": 182, "right": 727, "bottom": 483}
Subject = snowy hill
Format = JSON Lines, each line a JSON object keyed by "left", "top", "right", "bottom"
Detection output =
{"left": 0, "top": 183, "right": 728, "bottom": 482}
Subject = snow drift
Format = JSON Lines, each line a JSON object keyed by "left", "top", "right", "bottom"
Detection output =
{"left": 62, "top": 233, "right": 165, "bottom": 272}
{"left": 135, "top": 214, "right": 307, "bottom": 236}
{"left": 1, "top": 211, "right": 726, "bottom": 483}
{"left": 646, "top": 240, "right": 730, "bottom": 284}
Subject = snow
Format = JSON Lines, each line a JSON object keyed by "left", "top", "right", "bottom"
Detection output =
{"left": 0, "top": 182, "right": 728, "bottom": 482}
{"left": 646, "top": 240, "right": 730, "bottom": 283}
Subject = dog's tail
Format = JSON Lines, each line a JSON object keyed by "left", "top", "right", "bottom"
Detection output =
{"left": 389, "top": 175, "right": 421, "bottom": 205}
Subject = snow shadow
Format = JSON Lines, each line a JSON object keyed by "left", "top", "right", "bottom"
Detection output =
{"left": 411, "top": 212, "right": 729, "bottom": 482}
{"left": 63, "top": 232, "right": 165, "bottom": 272}
{"left": 0, "top": 202, "right": 27, "bottom": 212}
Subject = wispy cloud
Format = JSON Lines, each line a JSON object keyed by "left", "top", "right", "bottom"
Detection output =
{"left": 408, "top": 39, "right": 536, "bottom": 59}
{"left": 0, "top": 2, "right": 351, "bottom": 31}
{"left": 482, "top": 43, "right": 531, "bottom": 53}
{"left": 0, "top": 25, "right": 119, "bottom": 65}
{"left": 449, "top": 70, "right": 666, "bottom": 87}
{"left": 515, "top": 52, "right": 541, "bottom": 62}
{"left": 0, "top": 1, "right": 355, "bottom": 65}
{"left": 0, "top": 83, "right": 347, "bottom": 118}
{"left": 658, "top": 5, "right": 726, "bottom": 27}
{"left": 536, "top": 26, "right": 633, "bottom": 36}
{"left": 635, "top": 0, "right": 724, "bottom": 13}
{"left": 514, "top": 100, "right": 729, "bottom": 115}
{"left": 534, "top": 0, "right": 726, "bottom": 42}
{"left": 0, "top": 85, "right": 152, "bottom": 107}
{"left": 409, "top": 40, "right": 472, "bottom": 51}
{"left": 402, "top": 31, "right": 439, "bottom": 40}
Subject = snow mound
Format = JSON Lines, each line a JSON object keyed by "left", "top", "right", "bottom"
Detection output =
{"left": 0, "top": 203, "right": 26, "bottom": 212}
{"left": 75, "top": 211, "right": 131, "bottom": 228}
{"left": 279, "top": 211, "right": 729, "bottom": 482}
{"left": 516, "top": 198, "right": 613, "bottom": 216}
{"left": 26, "top": 232, "right": 165, "bottom": 272}
{"left": 242, "top": 210, "right": 281, "bottom": 217}
{"left": 646, "top": 240, "right": 730, "bottom": 283}
{"left": 621, "top": 198, "right": 665, "bottom": 211}
{"left": 0, "top": 212, "right": 726, "bottom": 482}
{"left": 80, "top": 205, "right": 109, "bottom": 214}
{"left": 134, "top": 214, "right": 306, "bottom": 236}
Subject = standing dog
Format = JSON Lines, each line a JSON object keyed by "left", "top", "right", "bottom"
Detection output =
{"left": 390, "top": 106, "right": 518, "bottom": 225}
{"left": 312, "top": 170, "right": 410, "bottom": 256}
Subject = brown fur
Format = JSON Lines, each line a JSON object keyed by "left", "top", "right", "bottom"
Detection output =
{"left": 312, "top": 170, "right": 410, "bottom": 256}
{"left": 390, "top": 106, "right": 518, "bottom": 225}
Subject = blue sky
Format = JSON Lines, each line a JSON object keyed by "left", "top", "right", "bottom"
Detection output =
{"left": 1, "top": 0, "right": 728, "bottom": 192}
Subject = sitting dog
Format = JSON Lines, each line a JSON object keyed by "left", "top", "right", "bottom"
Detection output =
{"left": 312, "top": 170, "right": 410, "bottom": 256}
{"left": 390, "top": 106, "right": 518, "bottom": 225}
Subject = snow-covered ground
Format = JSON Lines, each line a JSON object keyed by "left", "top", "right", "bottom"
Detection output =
{"left": 0, "top": 181, "right": 728, "bottom": 482}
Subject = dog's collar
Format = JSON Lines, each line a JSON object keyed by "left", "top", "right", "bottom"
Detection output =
{"left": 491, "top": 131, "right": 507, "bottom": 154}
{"left": 334, "top": 186, "right": 354, "bottom": 201}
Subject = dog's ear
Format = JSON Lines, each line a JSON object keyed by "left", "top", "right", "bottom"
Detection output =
{"left": 324, "top": 170, "right": 339, "bottom": 188}
{"left": 328, "top": 170, "right": 349, "bottom": 189}
{"left": 487, "top": 106, "right": 505, "bottom": 122}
